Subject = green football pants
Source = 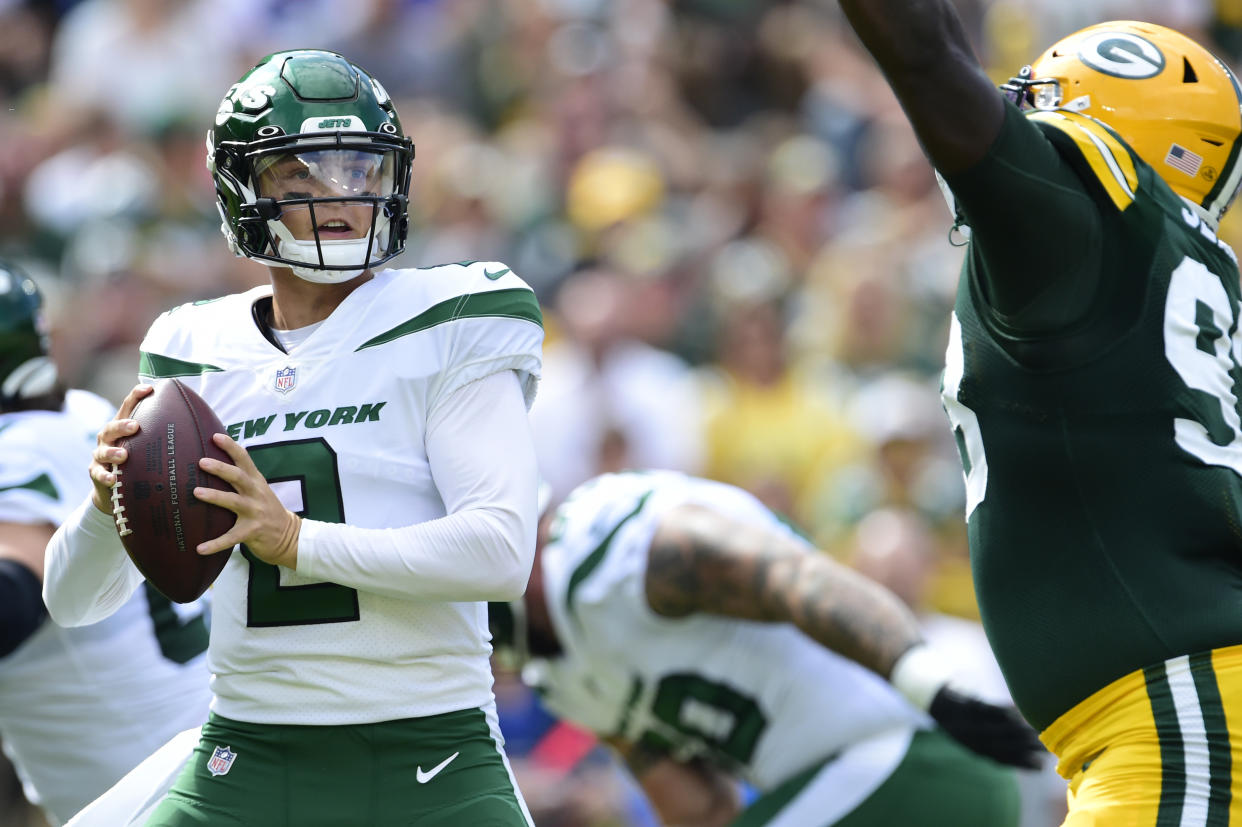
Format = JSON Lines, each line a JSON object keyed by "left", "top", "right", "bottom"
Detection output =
{"left": 734, "top": 727, "right": 1022, "bottom": 827}
{"left": 143, "top": 706, "right": 532, "bottom": 826}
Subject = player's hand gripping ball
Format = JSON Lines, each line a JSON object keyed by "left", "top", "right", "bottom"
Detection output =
{"left": 110, "top": 379, "right": 235, "bottom": 602}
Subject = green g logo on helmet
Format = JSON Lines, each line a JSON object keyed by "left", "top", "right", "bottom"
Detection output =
{"left": 0, "top": 261, "right": 56, "bottom": 408}
{"left": 207, "top": 50, "right": 414, "bottom": 284}
{"left": 1077, "top": 31, "right": 1166, "bottom": 79}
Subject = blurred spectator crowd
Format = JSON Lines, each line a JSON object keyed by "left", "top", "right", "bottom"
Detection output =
{"left": 4, "top": 0, "right": 1242, "bottom": 824}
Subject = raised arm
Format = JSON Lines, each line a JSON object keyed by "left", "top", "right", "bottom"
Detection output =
{"left": 644, "top": 503, "right": 1046, "bottom": 768}
{"left": 839, "top": 1, "right": 1115, "bottom": 331}
{"left": 837, "top": 0, "right": 1004, "bottom": 174}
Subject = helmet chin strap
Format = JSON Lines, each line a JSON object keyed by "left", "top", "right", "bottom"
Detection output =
{"left": 266, "top": 215, "right": 392, "bottom": 284}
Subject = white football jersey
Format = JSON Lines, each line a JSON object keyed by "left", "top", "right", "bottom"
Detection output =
{"left": 537, "top": 471, "right": 929, "bottom": 791}
{"left": 137, "top": 263, "right": 543, "bottom": 725}
{"left": 0, "top": 390, "right": 211, "bottom": 825}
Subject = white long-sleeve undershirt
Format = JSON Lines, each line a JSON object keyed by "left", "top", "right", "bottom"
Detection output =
{"left": 43, "top": 494, "right": 142, "bottom": 627}
{"left": 44, "top": 368, "right": 538, "bottom": 625}
{"left": 297, "top": 368, "right": 539, "bottom": 601}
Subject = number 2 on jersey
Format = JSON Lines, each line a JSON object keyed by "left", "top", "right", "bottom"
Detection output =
{"left": 243, "top": 438, "right": 359, "bottom": 627}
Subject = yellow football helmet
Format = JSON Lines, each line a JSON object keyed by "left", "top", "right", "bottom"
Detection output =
{"left": 1005, "top": 21, "right": 1242, "bottom": 224}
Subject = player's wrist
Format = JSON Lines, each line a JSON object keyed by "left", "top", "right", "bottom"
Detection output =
{"left": 90, "top": 488, "right": 112, "bottom": 516}
{"left": 275, "top": 511, "right": 301, "bottom": 570}
{"left": 889, "top": 644, "right": 954, "bottom": 712}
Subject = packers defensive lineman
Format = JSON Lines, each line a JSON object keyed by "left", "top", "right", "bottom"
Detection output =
{"left": 0, "top": 262, "right": 210, "bottom": 825}
{"left": 838, "top": 6, "right": 1242, "bottom": 824}
{"left": 492, "top": 469, "right": 1046, "bottom": 826}
{"left": 43, "top": 51, "right": 542, "bottom": 825}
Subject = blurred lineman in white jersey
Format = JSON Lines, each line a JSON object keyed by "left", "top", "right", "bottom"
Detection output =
{"left": 494, "top": 470, "right": 1048, "bottom": 827}
{"left": 0, "top": 261, "right": 210, "bottom": 825}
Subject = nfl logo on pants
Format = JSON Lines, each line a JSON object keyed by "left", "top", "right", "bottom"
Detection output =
{"left": 208, "top": 745, "right": 237, "bottom": 777}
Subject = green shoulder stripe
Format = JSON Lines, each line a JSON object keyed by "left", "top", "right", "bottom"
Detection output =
{"left": 139, "top": 352, "right": 224, "bottom": 379}
{"left": 565, "top": 490, "right": 654, "bottom": 625}
{"left": 0, "top": 472, "right": 58, "bottom": 500}
{"left": 356, "top": 288, "right": 542, "bottom": 352}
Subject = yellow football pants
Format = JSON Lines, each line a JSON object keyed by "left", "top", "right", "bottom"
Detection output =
{"left": 1042, "top": 645, "right": 1242, "bottom": 826}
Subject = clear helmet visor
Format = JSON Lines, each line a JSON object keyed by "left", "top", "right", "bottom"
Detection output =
{"left": 255, "top": 148, "right": 396, "bottom": 205}
{"left": 251, "top": 147, "right": 400, "bottom": 283}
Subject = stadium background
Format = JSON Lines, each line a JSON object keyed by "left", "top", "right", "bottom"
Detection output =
{"left": 2, "top": 0, "right": 1238, "bottom": 824}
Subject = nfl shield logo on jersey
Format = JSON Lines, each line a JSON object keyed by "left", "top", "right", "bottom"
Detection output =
{"left": 274, "top": 366, "right": 297, "bottom": 394}
{"left": 207, "top": 745, "right": 237, "bottom": 776}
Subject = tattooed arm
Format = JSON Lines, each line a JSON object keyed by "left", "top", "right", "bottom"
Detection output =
{"left": 644, "top": 503, "right": 922, "bottom": 679}
{"left": 644, "top": 503, "right": 1048, "bottom": 769}
{"left": 604, "top": 737, "right": 741, "bottom": 827}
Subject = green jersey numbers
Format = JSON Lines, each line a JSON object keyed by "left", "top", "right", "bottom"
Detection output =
{"left": 640, "top": 673, "right": 767, "bottom": 766}
{"left": 942, "top": 314, "right": 988, "bottom": 518}
{"left": 1164, "top": 255, "right": 1242, "bottom": 473}
{"left": 243, "top": 438, "right": 359, "bottom": 627}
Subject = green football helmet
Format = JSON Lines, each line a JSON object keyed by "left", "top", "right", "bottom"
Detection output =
{"left": 0, "top": 261, "right": 56, "bottom": 407}
{"left": 207, "top": 50, "right": 414, "bottom": 283}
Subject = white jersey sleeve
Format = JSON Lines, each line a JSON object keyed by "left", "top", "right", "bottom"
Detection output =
{"left": 38, "top": 391, "right": 146, "bottom": 629}
{"left": 422, "top": 261, "right": 542, "bottom": 409}
{"left": 133, "top": 263, "right": 543, "bottom": 725}
{"left": 537, "top": 471, "right": 928, "bottom": 792}
{"left": 0, "top": 389, "right": 111, "bottom": 525}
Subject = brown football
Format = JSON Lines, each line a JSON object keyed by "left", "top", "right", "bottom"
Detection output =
{"left": 111, "top": 378, "right": 235, "bottom": 602}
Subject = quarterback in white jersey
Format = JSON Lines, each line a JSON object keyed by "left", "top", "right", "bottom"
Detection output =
{"left": 43, "top": 51, "right": 541, "bottom": 826}
{"left": 0, "top": 263, "right": 210, "bottom": 826}
{"left": 129, "top": 259, "right": 541, "bottom": 726}
{"left": 496, "top": 470, "right": 1046, "bottom": 826}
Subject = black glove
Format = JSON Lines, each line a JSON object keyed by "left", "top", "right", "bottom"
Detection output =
{"left": 928, "top": 686, "right": 1047, "bottom": 770}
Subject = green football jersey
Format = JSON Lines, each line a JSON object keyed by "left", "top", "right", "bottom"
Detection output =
{"left": 942, "top": 103, "right": 1242, "bottom": 731}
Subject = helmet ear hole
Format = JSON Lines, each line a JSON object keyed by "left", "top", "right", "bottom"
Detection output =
{"left": 1184, "top": 58, "right": 1199, "bottom": 83}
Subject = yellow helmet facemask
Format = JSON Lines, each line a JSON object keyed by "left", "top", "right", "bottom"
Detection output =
{"left": 1002, "top": 21, "right": 1242, "bottom": 226}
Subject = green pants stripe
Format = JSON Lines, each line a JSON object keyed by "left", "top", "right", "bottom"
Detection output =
{"left": 1148, "top": 654, "right": 1234, "bottom": 827}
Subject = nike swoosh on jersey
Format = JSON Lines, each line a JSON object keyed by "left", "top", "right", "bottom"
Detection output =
{"left": 484, "top": 268, "right": 511, "bottom": 280}
{"left": 415, "top": 751, "right": 460, "bottom": 783}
